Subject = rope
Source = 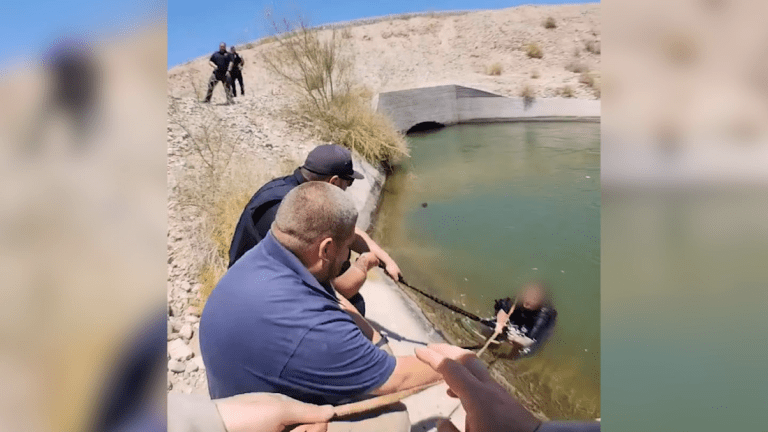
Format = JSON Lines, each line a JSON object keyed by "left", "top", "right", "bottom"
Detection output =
{"left": 393, "top": 275, "right": 485, "bottom": 323}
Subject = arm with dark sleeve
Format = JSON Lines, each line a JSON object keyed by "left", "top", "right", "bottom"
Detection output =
{"left": 528, "top": 308, "right": 556, "bottom": 342}
{"left": 494, "top": 297, "right": 514, "bottom": 314}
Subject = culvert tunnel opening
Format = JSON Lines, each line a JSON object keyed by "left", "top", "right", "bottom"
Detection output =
{"left": 406, "top": 122, "right": 445, "bottom": 135}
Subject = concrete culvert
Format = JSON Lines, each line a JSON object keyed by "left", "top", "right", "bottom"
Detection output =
{"left": 406, "top": 121, "right": 445, "bottom": 134}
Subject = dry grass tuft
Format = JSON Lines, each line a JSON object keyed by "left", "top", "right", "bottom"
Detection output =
{"left": 531, "top": 70, "right": 540, "bottom": 79}
{"left": 584, "top": 39, "right": 601, "bottom": 55}
{"left": 543, "top": 17, "right": 557, "bottom": 29}
{"left": 579, "top": 72, "right": 595, "bottom": 87}
{"left": 558, "top": 85, "right": 575, "bottom": 98}
{"left": 308, "top": 92, "right": 408, "bottom": 164}
{"left": 169, "top": 101, "right": 298, "bottom": 303}
{"left": 341, "top": 27, "right": 353, "bottom": 39}
{"left": 519, "top": 84, "right": 536, "bottom": 108}
{"left": 525, "top": 43, "right": 543, "bottom": 59}
{"left": 565, "top": 61, "right": 589, "bottom": 74}
{"left": 486, "top": 63, "right": 503, "bottom": 76}
{"left": 261, "top": 12, "right": 407, "bottom": 165}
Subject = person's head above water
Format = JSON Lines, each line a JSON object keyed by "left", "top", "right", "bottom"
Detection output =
{"left": 271, "top": 181, "right": 358, "bottom": 284}
{"left": 299, "top": 144, "right": 364, "bottom": 191}
{"left": 519, "top": 282, "right": 550, "bottom": 311}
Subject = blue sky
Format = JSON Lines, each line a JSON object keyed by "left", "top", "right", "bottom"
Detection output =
{"left": 0, "top": 0, "right": 164, "bottom": 67}
{"left": 168, "top": 0, "right": 594, "bottom": 68}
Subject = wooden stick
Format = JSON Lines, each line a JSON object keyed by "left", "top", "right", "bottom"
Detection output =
{"left": 476, "top": 329, "right": 501, "bottom": 357}
{"left": 477, "top": 300, "right": 516, "bottom": 357}
{"left": 332, "top": 382, "right": 442, "bottom": 419}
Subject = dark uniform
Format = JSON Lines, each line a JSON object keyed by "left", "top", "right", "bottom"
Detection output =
{"left": 204, "top": 50, "right": 233, "bottom": 103}
{"left": 493, "top": 297, "right": 557, "bottom": 343}
{"left": 228, "top": 168, "right": 366, "bottom": 315}
{"left": 229, "top": 52, "right": 244, "bottom": 97}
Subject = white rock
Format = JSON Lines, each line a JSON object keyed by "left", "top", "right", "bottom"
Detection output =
{"left": 169, "top": 339, "right": 194, "bottom": 361}
{"left": 181, "top": 281, "right": 192, "bottom": 292}
{"left": 180, "top": 324, "right": 194, "bottom": 340}
{"left": 171, "top": 319, "right": 184, "bottom": 332}
{"left": 168, "top": 359, "right": 186, "bottom": 373}
{"left": 185, "top": 315, "right": 200, "bottom": 324}
{"left": 193, "top": 357, "right": 206, "bottom": 371}
{"left": 185, "top": 362, "right": 199, "bottom": 374}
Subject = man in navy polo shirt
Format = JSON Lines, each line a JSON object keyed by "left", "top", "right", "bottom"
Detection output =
{"left": 228, "top": 144, "right": 402, "bottom": 316}
{"left": 200, "top": 182, "right": 443, "bottom": 414}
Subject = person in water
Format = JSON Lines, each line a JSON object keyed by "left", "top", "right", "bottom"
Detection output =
{"left": 491, "top": 282, "right": 557, "bottom": 350}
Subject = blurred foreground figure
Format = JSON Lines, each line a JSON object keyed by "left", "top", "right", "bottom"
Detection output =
{"left": 26, "top": 37, "right": 102, "bottom": 155}
{"left": 168, "top": 344, "right": 599, "bottom": 432}
{"left": 88, "top": 311, "right": 165, "bottom": 432}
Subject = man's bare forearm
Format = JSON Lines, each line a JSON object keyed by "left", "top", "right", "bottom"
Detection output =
{"left": 332, "top": 266, "right": 366, "bottom": 298}
{"left": 352, "top": 227, "right": 400, "bottom": 279}
{"left": 369, "top": 356, "right": 442, "bottom": 396}
{"left": 335, "top": 289, "right": 382, "bottom": 343}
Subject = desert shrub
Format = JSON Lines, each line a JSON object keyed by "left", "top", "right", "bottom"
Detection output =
{"left": 261, "top": 12, "right": 407, "bottom": 164}
{"left": 520, "top": 84, "right": 536, "bottom": 108}
{"left": 566, "top": 61, "right": 589, "bottom": 73}
{"left": 584, "top": 39, "right": 601, "bottom": 55}
{"left": 526, "top": 43, "right": 543, "bottom": 59}
{"left": 486, "top": 63, "right": 503, "bottom": 76}
{"left": 559, "top": 85, "right": 575, "bottom": 98}
{"left": 169, "top": 100, "right": 301, "bottom": 303}
{"left": 308, "top": 91, "right": 408, "bottom": 164}
{"left": 579, "top": 72, "right": 595, "bottom": 87}
{"left": 341, "top": 27, "right": 353, "bottom": 39}
{"left": 543, "top": 17, "right": 557, "bottom": 29}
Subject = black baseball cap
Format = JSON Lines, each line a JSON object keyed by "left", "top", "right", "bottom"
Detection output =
{"left": 301, "top": 145, "right": 364, "bottom": 180}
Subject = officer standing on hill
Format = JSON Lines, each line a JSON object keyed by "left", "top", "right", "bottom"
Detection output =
{"left": 229, "top": 46, "right": 244, "bottom": 97}
{"left": 204, "top": 42, "right": 233, "bottom": 104}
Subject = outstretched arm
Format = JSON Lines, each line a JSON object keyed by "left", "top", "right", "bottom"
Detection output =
{"left": 351, "top": 227, "right": 402, "bottom": 281}
{"left": 332, "top": 252, "right": 379, "bottom": 299}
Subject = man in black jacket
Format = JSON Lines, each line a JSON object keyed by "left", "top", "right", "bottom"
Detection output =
{"left": 229, "top": 46, "right": 244, "bottom": 97}
{"left": 228, "top": 145, "right": 402, "bottom": 316}
{"left": 204, "top": 42, "right": 233, "bottom": 104}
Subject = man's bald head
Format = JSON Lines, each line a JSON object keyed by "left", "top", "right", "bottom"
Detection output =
{"left": 273, "top": 181, "right": 358, "bottom": 254}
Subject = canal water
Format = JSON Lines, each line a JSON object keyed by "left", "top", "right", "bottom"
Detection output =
{"left": 372, "top": 121, "right": 600, "bottom": 420}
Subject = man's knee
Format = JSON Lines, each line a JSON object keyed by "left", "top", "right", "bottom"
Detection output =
{"left": 326, "top": 402, "right": 409, "bottom": 432}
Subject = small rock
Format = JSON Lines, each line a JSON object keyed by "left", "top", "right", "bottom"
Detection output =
{"left": 171, "top": 319, "right": 184, "bottom": 332}
{"left": 185, "top": 362, "right": 199, "bottom": 373}
{"left": 193, "top": 357, "right": 206, "bottom": 371}
{"left": 181, "top": 281, "right": 192, "bottom": 292}
{"left": 186, "top": 306, "right": 202, "bottom": 317}
{"left": 169, "top": 339, "right": 194, "bottom": 361}
{"left": 185, "top": 315, "right": 200, "bottom": 324}
{"left": 168, "top": 359, "right": 186, "bottom": 373}
{"left": 180, "top": 324, "right": 194, "bottom": 340}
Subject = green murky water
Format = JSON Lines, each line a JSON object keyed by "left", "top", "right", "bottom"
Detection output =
{"left": 372, "top": 122, "right": 600, "bottom": 419}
